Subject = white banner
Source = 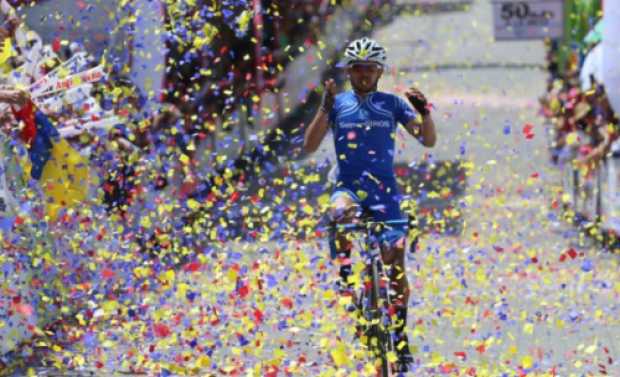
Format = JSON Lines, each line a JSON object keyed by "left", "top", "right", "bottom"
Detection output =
{"left": 491, "top": 0, "right": 564, "bottom": 40}
{"left": 58, "top": 115, "right": 125, "bottom": 138}
{"left": 580, "top": 43, "right": 603, "bottom": 91}
{"left": 35, "top": 84, "right": 101, "bottom": 115}
{"left": 33, "top": 65, "right": 106, "bottom": 98}
{"left": 30, "top": 52, "right": 89, "bottom": 95}
{"left": 602, "top": 0, "right": 620, "bottom": 115}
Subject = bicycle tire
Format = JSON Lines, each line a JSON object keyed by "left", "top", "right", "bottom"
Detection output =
{"left": 369, "top": 259, "right": 394, "bottom": 377}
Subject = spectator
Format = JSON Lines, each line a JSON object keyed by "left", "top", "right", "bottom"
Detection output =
{"left": 572, "top": 98, "right": 611, "bottom": 172}
{"left": 0, "top": 0, "right": 20, "bottom": 40}
{"left": 100, "top": 124, "right": 139, "bottom": 215}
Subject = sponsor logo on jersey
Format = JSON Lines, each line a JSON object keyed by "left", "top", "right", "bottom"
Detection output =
{"left": 339, "top": 120, "right": 391, "bottom": 129}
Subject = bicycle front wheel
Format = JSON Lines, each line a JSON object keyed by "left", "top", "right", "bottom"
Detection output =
{"left": 368, "top": 258, "right": 395, "bottom": 377}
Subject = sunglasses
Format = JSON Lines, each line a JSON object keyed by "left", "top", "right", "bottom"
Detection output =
{"left": 349, "top": 63, "right": 382, "bottom": 73}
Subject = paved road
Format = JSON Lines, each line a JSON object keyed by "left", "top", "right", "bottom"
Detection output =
{"left": 24, "top": 1, "right": 620, "bottom": 376}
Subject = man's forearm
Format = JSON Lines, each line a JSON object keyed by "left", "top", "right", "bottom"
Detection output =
{"left": 303, "top": 109, "right": 330, "bottom": 153}
{"left": 420, "top": 114, "right": 436, "bottom": 147}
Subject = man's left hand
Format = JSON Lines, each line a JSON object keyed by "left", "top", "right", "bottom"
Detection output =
{"left": 405, "top": 87, "right": 430, "bottom": 116}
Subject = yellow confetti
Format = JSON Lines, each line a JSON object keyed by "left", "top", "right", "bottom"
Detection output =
{"left": 330, "top": 341, "right": 350, "bottom": 367}
{"left": 0, "top": 38, "right": 13, "bottom": 65}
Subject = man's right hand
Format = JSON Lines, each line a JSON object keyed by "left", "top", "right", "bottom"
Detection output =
{"left": 320, "top": 79, "right": 337, "bottom": 113}
{"left": 305, "top": 79, "right": 337, "bottom": 153}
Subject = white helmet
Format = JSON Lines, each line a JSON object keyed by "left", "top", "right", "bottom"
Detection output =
{"left": 341, "top": 37, "right": 387, "bottom": 66}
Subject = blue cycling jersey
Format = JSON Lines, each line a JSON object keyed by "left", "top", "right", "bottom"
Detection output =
{"left": 329, "top": 90, "right": 417, "bottom": 180}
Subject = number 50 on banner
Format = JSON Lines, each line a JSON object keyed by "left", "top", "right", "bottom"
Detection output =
{"left": 492, "top": 0, "right": 564, "bottom": 40}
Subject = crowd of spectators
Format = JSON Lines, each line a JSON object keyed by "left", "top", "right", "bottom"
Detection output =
{"left": 163, "top": 1, "right": 341, "bottom": 134}
{"left": 0, "top": 0, "right": 391, "bottom": 255}
{"left": 540, "top": 35, "right": 619, "bottom": 239}
{"left": 541, "top": 41, "right": 618, "bottom": 171}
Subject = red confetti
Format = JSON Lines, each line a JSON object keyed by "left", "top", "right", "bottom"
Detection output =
{"left": 253, "top": 308, "right": 264, "bottom": 324}
{"left": 237, "top": 283, "right": 249, "bottom": 299}
{"left": 230, "top": 191, "right": 240, "bottom": 203}
{"left": 14, "top": 303, "right": 33, "bottom": 317}
{"left": 101, "top": 268, "right": 116, "bottom": 279}
{"left": 522, "top": 123, "right": 535, "bottom": 139}
{"left": 280, "top": 297, "right": 293, "bottom": 309}
{"left": 454, "top": 351, "right": 467, "bottom": 360}
{"left": 153, "top": 323, "right": 171, "bottom": 338}
{"left": 52, "top": 38, "right": 62, "bottom": 53}
{"left": 440, "top": 363, "right": 456, "bottom": 373}
{"left": 183, "top": 261, "right": 202, "bottom": 272}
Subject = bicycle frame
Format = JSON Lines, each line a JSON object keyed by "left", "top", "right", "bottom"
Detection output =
{"left": 328, "top": 218, "right": 411, "bottom": 376}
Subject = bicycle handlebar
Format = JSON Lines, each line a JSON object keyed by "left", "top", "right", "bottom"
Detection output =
{"left": 329, "top": 218, "right": 412, "bottom": 233}
{"left": 323, "top": 217, "right": 419, "bottom": 259}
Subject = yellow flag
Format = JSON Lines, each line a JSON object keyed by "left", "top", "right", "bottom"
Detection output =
{"left": 0, "top": 38, "right": 13, "bottom": 66}
{"left": 29, "top": 139, "right": 94, "bottom": 220}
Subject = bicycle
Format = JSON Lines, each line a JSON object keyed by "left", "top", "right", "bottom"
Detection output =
{"left": 327, "top": 215, "right": 417, "bottom": 376}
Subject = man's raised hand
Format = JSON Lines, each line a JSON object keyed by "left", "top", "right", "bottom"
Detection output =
{"left": 320, "top": 79, "right": 337, "bottom": 113}
{"left": 405, "top": 87, "right": 430, "bottom": 116}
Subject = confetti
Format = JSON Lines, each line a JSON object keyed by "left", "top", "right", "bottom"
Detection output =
{"left": 0, "top": 1, "right": 617, "bottom": 376}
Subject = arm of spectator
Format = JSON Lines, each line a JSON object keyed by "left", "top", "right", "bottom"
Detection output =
{"left": 58, "top": 125, "right": 88, "bottom": 139}
{"left": 0, "top": 89, "right": 29, "bottom": 106}
{"left": 0, "top": 0, "right": 21, "bottom": 38}
{"left": 577, "top": 127, "right": 611, "bottom": 167}
{"left": 0, "top": 27, "right": 10, "bottom": 40}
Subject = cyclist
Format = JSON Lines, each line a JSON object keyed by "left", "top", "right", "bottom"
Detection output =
{"left": 303, "top": 37, "right": 436, "bottom": 371}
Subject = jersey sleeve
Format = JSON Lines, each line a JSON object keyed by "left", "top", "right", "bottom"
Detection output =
{"left": 394, "top": 95, "right": 418, "bottom": 126}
